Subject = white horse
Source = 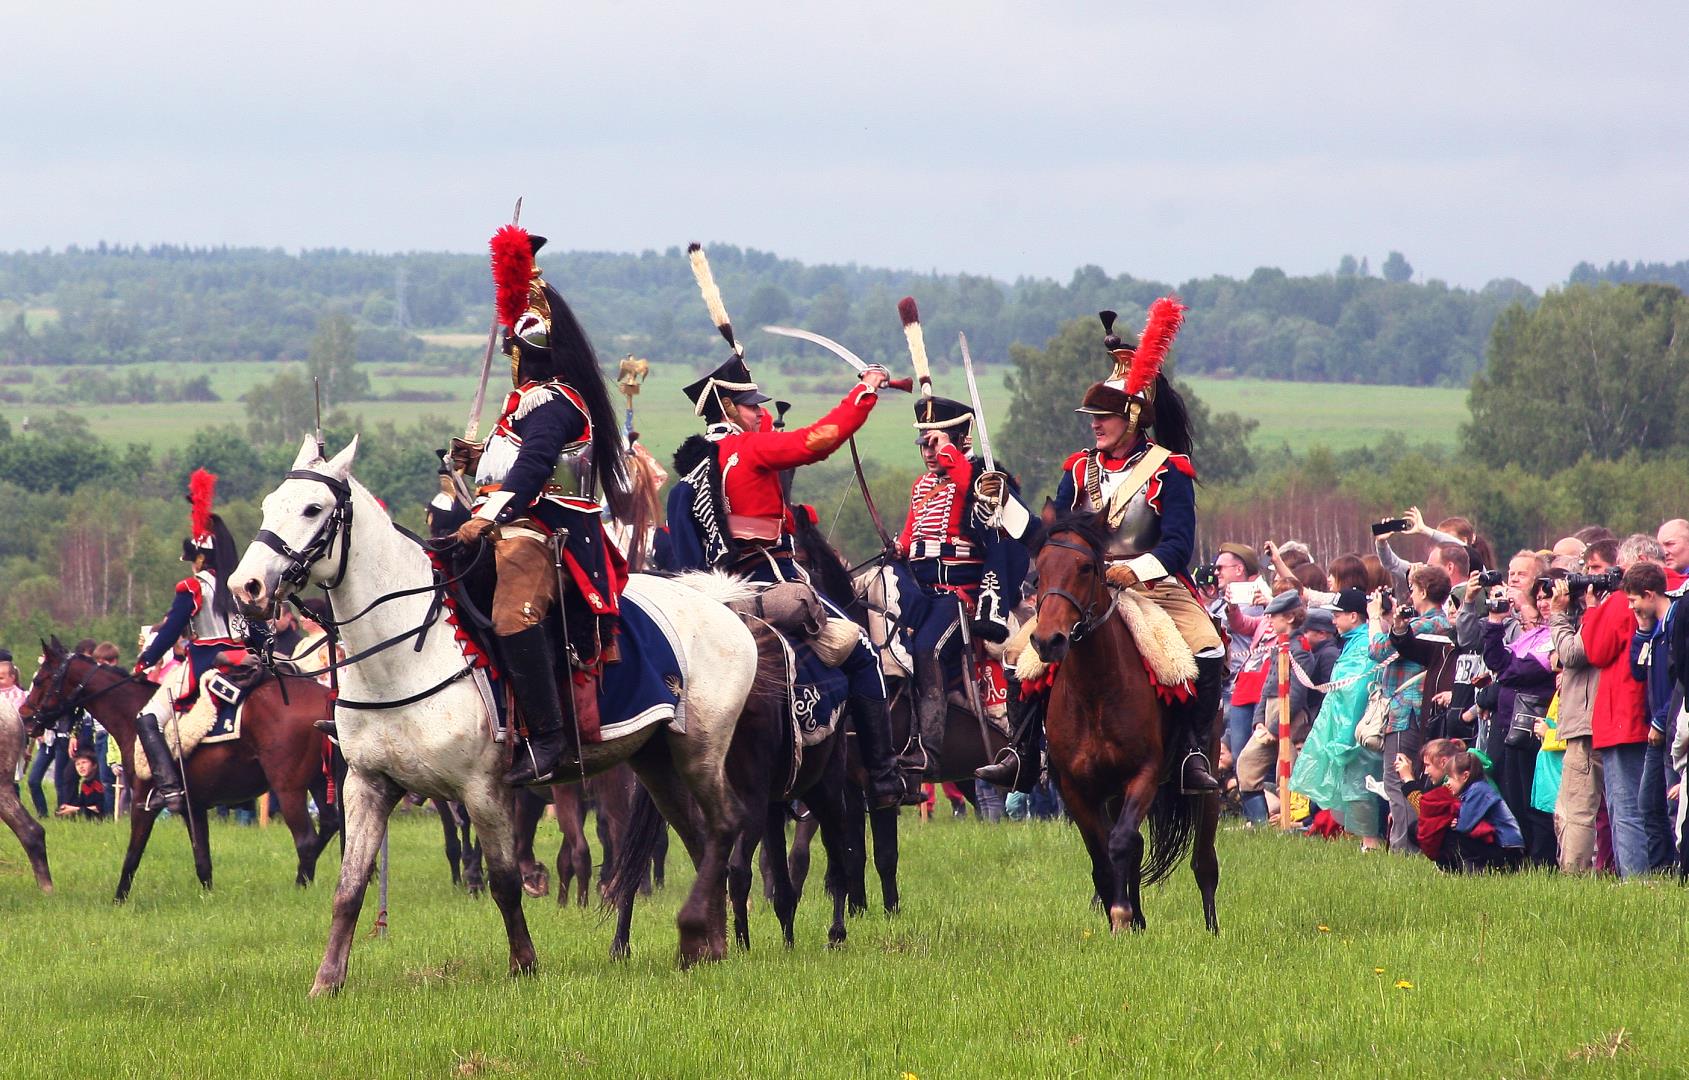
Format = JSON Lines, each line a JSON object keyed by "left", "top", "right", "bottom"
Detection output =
{"left": 232, "top": 437, "right": 760, "bottom": 995}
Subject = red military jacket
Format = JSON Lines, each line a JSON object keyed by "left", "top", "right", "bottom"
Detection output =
{"left": 711, "top": 384, "right": 879, "bottom": 540}
{"left": 898, "top": 442, "right": 976, "bottom": 559}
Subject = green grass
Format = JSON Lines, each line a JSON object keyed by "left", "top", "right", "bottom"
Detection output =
{"left": 3, "top": 810, "right": 1683, "bottom": 1078}
{"left": 33, "top": 362, "right": 1466, "bottom": 462}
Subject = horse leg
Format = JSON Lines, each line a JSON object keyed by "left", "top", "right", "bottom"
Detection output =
{"left": 1057, "top": 775, "right": 1117, "bottom": 925}
{"left": 186, "top": 801, "right": 213, "bottom": 890}
{"left": 552, "top": 785, "right": 591, "bottom": 908}
{"left": 114, "top": 796, "right": 162, "bottom": 903}
{"left": 762, "top": 803, "right": 799, "bottom": 947}
{"left": 651, "top": 823, "right": 667, "bottom": 889}
{"left": 460, "top": 806, "right": 485, "bottom": 896}
{"left": 435, "top": 797, "right": 463, "bottom": 885}
{"left": 460, "top": 782, "right": 537, "bottom": 979}
{"left": 309, "top": 771, "right": 342, "bottom": 858}
{"left": 310, "top": 769, "right": 404, "bottom": 997}
{"left": 274, "top": 788, "right": 320, "bottom": 886}
{"left": 868, "top": 804, "right": 901, "bottom": 915}
{"left": 632, "top": 759, "right": 723, "bottom": 966}
{"left": 1193, "top": 791, "right": 1221, "bottom": 935}
{"left": 0, "top": 783, "right": 51, "bottom": 891}
{"left": 1106, "top": 768, "right": 1159, "bottom": 934}
{"left": 842, "top": 783, "right": 869, "bottom": 915}
{"left": 788, "top": 815, "right": 817, "bottom": 900}
{"left": 513, "top": 789, "right": 549, "bottom": 898}
{"left": 727, "top": 830, "right": 757, "bottom": 952}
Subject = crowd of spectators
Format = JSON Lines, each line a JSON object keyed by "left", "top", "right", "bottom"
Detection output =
{"left": 1204, "top": 510, "right": 1689, "bottom": 876}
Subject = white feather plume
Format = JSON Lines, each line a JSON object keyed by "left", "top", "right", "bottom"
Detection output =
{"left": 688, "top": 243, "right": 742, "bottom": 356}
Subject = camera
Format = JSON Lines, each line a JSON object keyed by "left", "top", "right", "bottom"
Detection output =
{"left": 1192, "top": 564, "right": 1219, "bottom": 591}
{"left": 1476, "top": 569, "right": 1506, "bottom": 588}
{"left": 1370, "top": 518, "right": 1412, "bottom": 537}
{"left": 1374, "top": 590, "right": 1395, "bottom": 614}
{"left": 1567, "top": 568, "right": 1622, "bottom": 599}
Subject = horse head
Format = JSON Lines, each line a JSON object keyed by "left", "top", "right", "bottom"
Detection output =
{"left": 20, "top": 635, "right": 97, "bottom": 732}
{"left": 1031, "top": 512, "right": 1113, "bottom": 665}
{"left": 233, "top": 435, "right": 361, "bottom": 618}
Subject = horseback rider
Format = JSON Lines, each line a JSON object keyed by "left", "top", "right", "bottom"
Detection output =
{"left": 663, "top": 243, "right": 907, "bottom": 810}
{"left": 449, "top": 225, "right": 633, "bottom": 788}
{"left": 974, "top": 298, "right": 1225, "bottom": 795}
{"left": 887, "top": 298, "right": 1028, "bottom": 787}
{"left": 133, "top": 469, "right": 251, "bottom": 811}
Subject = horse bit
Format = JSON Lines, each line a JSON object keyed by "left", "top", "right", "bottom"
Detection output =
{"left": 1036, "top": 535, "right": 1114, "bottom": 644}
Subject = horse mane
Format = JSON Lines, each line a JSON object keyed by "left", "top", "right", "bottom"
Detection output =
{"left": 1032, "top": 510, "right": 1110, "bottom": 560}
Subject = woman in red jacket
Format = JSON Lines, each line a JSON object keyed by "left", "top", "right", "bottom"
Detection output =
{"left": 1580, "top": 570, "right": 1651, "bottom": 878}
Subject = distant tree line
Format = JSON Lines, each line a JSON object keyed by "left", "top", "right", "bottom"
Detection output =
{"left": 0, "top": 242, "right": 1592, "bottom": 387}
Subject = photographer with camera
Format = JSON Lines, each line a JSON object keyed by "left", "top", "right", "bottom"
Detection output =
{"left": 1368, "top": 566, "right": 1455, "bottom": 854}
{"left": 1581, "top": 537, "right": 1652, "bottom": 878}
{"left": 1624, "top": 560, "right": 1677, "bottom": 871}
{"left": 1548, "top": 567, "right": 1605, "bottom": 874}
{"left": 1373, "top": 506, "right": 1466, "bottom": 597}
{"left": 1478, "top": 560, "right": 1558, "bottom": 867}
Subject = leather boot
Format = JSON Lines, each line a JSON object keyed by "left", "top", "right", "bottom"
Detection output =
{"left": 975, "top": 686, "right": 1045, "bottom": 794}
{"left": 1177, "top": 654, "right": 1224, "bottom": 795}
{"left": 848, "top": 697, "right": 908, "bottom": 811}
{"left": 135, "top": 713, "right": 186, "bottom": 813}
{"left": 499, "top": 625, "right": 580, "bottom": 788}
{"left": 909, "top": 660, "right": 948, "bottom": 782}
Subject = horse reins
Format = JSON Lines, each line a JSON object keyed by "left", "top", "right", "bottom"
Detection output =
{"left": 1035, "top": 535, "right": 1114, "bottom": 645}
{"left": 26, "top": 659, "right": 150, "bottom": 732}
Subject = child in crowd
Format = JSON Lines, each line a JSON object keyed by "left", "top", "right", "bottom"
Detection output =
{"left": 1397, "top": 738, "right": 1463, "bottom": 860}
{"left": 1447, "top": 752, "right": 1524, "bottom": 872}
{"left": 57, "top": 750, "right": 108, "bottom": 820}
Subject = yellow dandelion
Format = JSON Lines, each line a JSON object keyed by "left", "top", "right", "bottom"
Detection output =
{"left": 1317, "top": 925, "right": 1331, "bottom": 932}
{"left": 1374, "top": 967, "right": 1385, "bottom": 974}
{"left": 1395, "top": 980, "right": 1414, "bottom": 990}
{"left": 902, "top": 1073, "right": 919, "bottom": 1080}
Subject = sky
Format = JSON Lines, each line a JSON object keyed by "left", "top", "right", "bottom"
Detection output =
{"left": 3, "top": 1, "right": 1685, "bottom": 290}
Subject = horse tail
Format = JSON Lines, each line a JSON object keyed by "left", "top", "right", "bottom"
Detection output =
{"left": 1140, "top": 780, "right": 1199, "bottom": 887}
{"left": 600, "top": 781, "right": 667, "bottom": 917}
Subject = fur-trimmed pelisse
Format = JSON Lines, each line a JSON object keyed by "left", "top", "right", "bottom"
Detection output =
{"left": 1010, "top": 590, "right": 1197, "bottom": 690}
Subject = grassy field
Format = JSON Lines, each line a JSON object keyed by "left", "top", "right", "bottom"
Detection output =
{"left": 24, "top": 359, "right": 1466, "bottom": 462}
{"left": 3, "top": 809, "right": 1684, "bottom": 1078}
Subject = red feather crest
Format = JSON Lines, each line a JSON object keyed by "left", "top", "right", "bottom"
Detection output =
{"left": 1124, "top": 296, "right": 1186, "bottom": 397}
{"left": 490, "top": 225, "right": 535, "bottom": 330}
{"left": 188, "top": 468, "right": 217, "bottom": 540}
{"left": 897, "top": 296, "right": 920, "bottom": 327}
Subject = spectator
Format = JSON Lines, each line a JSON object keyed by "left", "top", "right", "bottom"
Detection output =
{"left": 1446, "top": 751, "right": 1525, "bottom": 872}
{"left": 1222, "top": 580, "right": 1294, "bottom": 826}
{"left": 1548, "top": 575, "right": 1603, "bottom": 874}
{"left": 1293, "top": 563, "right": 1331, "bottom": 594}
{"left": 1361, "top": 554, "right": 1391, "bottom": 593}
{"left": 1396, "top": 737, "right": 1464, "bottom": 860}
{"left": 1582, "top": 544, "right": 1651, "bottom": 879}
{"left": 1480, "top": 570, "right": 1557, "bottom": 867}
{"left": 1301, "top": 608, "right": 1343, "bottom": 718}
{"left": 1375, "top": 506, "right": 1463, "bottom": 595}
{"left": 1552, "top": 536, "right": 1587, "bottom": 560}
{"left": 1289, "top": 588, "right": 1384, "bottom": 850}
{"left": 88, "top": 642, "right": 121, "bottom": 815}
{"left": 0, "top": 657, "right": 25, "bottom": 713}
{"left": 1656, "top": 518, "right": 1689, "bottom": 589}
{"left": 1328, "top": 554, "right": 1370, "bottom": 593}
{"left": 1625, "top": 560, "right": 1675, "bottom": 870}
{"left": 1575, "top": 525, "right": 1617, "bottom": 546}
{"left": 1376, "top": 565, "right": 1457, "bottom": 854}
{"left": 1427, "top": 543, "right": 1470, "bottom": 599}
{"left": 57, "top": 750, "right": 108, "bottom": 820}
{"left": 1251, "top": 590, "right": 1313, "bottom": 741}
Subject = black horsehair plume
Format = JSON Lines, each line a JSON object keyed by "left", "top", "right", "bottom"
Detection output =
{"left": 1099, "top": 309, "right": 1123, "bottom": 350}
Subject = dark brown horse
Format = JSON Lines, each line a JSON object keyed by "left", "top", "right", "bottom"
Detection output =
{"left": 1030, "top": 514, "right": 1219, "bottom": 934}
{"left": 22, "top": 637, "right": 342, "bottom": 902}
{"left": 0, "top": 696, "right": 51, "bottom": 892}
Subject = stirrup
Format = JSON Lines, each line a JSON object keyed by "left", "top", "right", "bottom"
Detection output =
{"left": 1179, "top": 749, "right": 1220, "bottom": 796}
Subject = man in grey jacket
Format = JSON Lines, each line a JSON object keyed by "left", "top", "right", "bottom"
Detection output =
{"left": 1549, "top": 578, "right": 1602, "bottom": 873}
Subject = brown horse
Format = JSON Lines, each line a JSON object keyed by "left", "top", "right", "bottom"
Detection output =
{"left": 22, "top": 637, "right": 342, "bottom": 902}
{"left": 1030, "top": 513, "right": 1219, "bottom": 934}
{"left": 0, "top": 695, "right": 51, "bottom": 892}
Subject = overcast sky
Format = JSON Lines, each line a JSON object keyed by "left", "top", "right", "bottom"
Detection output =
{"left": 4, "top": 2, "right": 1684, "bottom": 289}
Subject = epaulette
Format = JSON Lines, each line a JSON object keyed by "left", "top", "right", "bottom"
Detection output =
{"left": 1060, "top": 450, "right": 1087, "bottom": 472}
{"left": 1164, "top": 452, "right": 1197, "bottom": 481}
{"left": 505, "top": 380, "right": 589, "bottom": 423}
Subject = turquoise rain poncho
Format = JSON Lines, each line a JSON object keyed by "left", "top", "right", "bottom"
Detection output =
{"left": 1289, "top": 625, "right": 1382, "bottom": 836}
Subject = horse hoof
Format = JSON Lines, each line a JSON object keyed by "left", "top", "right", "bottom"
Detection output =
{"left": 509, "top": 960, "right": 538, "bottom": 978}
{"left": 610, "top": 941, "right": 631, "bottom": 962}
{"left": 307, "top": 979, "right": 342, "bottom": 999}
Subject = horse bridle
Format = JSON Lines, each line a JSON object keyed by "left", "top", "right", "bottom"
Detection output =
{"left": 253, "top": 469, "right": 356, "bottom": 595}
{"left": 1036, "top": 534, "right": 1114, "bottom": 645}
{"left": 27, "top": 657, "right": 144, "bottom": 732}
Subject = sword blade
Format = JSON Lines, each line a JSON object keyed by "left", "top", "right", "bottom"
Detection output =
{"left": 761, "top": 325, "right": 867, "bottom": 370}
{"left": 958, "top": 332, "right": 995, "bottom": 473}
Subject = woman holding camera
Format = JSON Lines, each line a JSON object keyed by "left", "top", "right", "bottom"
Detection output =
{"left": 1479, "top": 560, "right": 1557, "bottom": 867}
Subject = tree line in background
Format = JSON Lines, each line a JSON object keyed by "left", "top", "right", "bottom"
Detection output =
{"left": 3, "top": 242, "right": 1688, "bottom": 661}
{"left": 0, "top": 241, "right": 1593, "bottom": 387}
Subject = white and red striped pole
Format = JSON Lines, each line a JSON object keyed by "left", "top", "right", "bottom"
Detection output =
{"left": 1276, "top": 633, "right": 1293, "bottom": 830}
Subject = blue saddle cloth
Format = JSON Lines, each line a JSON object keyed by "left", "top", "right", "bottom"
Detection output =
{"left": 788, "top": 638, "right": 850, "bottom": 745}
{"left": 596, "top": 591, "right": 685, "bottom": 740}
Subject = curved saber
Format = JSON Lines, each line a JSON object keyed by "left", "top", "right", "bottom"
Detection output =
{"left": 761, "top": 326, "right": 914, "bottom": 393}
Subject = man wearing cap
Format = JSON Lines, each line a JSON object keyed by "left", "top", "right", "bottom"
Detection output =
{"left": 976, "top": 299, "right": 1226, "bottom": 794}
{"left": 1371, "top": 565, "right": 1455, "bottom": 853}
{"left": 662, "top": 244, "right": 906, "bottom": 810}
{"left": 1300, "top": 607, "right": 1342, "bottom": 719}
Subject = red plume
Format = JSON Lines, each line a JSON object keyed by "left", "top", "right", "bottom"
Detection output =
{"left": 490, "top": 225, "right": 535, "bottom": 330}
{"left": 189, "top": 468, "right": 217, "bottom": 540}
{"left": 1124, "top": 296, "right": 1186, "bottom": 397}
{"left": 897, "top": 296, "right": 920, "bottom": 327}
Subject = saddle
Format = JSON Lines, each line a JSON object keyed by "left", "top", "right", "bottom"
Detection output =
{"left": 133, "top": 664, "right": 262, "bottom": 780}
{"left": 1009, "top": 589, "right": 1198, "bottom": 698}
{"left": 727, "top": 579, "right": 859, "bottom": 667}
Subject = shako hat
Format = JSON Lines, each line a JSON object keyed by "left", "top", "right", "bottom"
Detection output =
{"left": 683, "top": 356, "right": 771, "bottom": 418}
{"left": 913, "top": 395, "right": 973, "bottom": 434}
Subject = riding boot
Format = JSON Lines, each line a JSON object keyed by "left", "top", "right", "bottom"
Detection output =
{"left": 1176, "top": 653, "right": 1225, "bottom": 795}
{"left": 975, "top": 686, "right": 1045, "bottom": 794}
{"left": 134, "top": 713, "right": 186, "bottom": 813}
{"left": 499, "top": 625, "right": 580, "bottom": 788}
{"left": 848, "top": 696, "right": 909, "bottom": 811}
{"left": 900, "top": 659, "right": 949, "bottom": 785}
